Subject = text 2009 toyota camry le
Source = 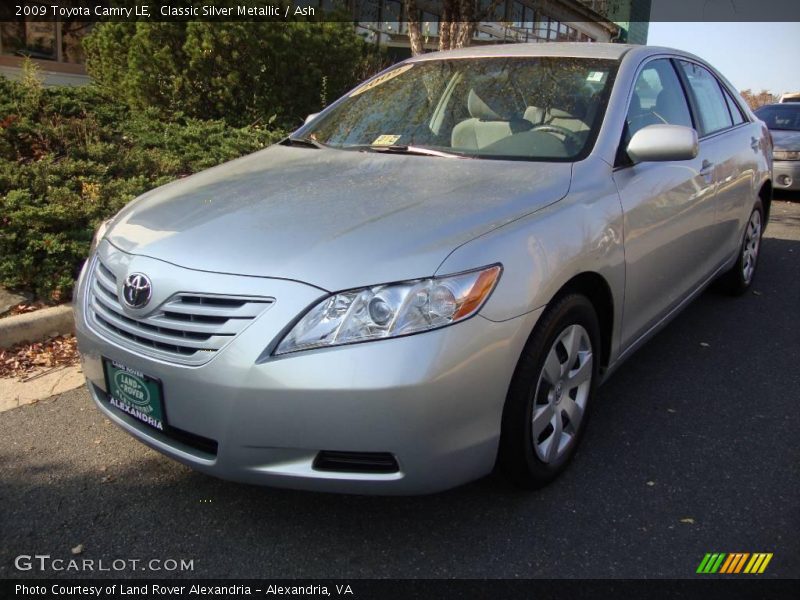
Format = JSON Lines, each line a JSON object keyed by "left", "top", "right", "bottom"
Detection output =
{"left": 74, "top": 43, "right": 772, "bottom": 494}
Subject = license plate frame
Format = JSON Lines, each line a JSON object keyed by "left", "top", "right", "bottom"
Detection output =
{"left": 102, "top": 358, "right": 166, "bottom": 432}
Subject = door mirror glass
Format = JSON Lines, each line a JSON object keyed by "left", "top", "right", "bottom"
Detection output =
{"left": 627, "top": 124, "right": 698, "bottom": 162}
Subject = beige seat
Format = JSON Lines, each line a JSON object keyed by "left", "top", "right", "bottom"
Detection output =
{"left": 451, "top": 89, "right": 532, "bottom": 151}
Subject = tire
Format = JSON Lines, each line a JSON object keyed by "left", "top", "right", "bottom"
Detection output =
{"left": 717, "top": 200, "right": 764, "bottom": 296}
{"left": 497, "top": 294, "right": 601, "bottom": 489}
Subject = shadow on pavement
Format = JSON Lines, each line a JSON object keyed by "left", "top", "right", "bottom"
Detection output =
{"left": 1, "top": 235, "right": 798, "bottom": 580}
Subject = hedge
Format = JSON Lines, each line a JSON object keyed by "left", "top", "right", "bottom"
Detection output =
{"left": 0, "top": 70, "right": 285, "bottom": 302}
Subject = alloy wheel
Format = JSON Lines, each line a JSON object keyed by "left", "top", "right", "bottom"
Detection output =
{"left": 531, "top": 324, "right": 593, "bottom": 463}
{"left": 742, "top": 209, "right": 762, "bottom": 285}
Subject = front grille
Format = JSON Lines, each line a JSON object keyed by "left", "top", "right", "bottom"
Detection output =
{"left": 313, "top": 451, "right": 400, "bottom": 474}
{"left": 86, "top": 257, "right": 272, "bottom": 365}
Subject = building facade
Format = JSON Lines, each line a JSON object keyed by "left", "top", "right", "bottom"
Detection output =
{"left": 0, "top": 0, "right": 631, "bottom": 85}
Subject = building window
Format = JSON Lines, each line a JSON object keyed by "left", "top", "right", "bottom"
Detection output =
{"left": 1, "top": 17, "right": 93, "bottom": 65}
{"left": 1, "top": 19, "right": 56, "bottom": 61}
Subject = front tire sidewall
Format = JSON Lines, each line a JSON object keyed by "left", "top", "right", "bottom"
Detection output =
{"left": 499, "top": 295, "right": 601, "bottom": 488}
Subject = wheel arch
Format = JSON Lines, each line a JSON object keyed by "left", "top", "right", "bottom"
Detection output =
{"left": 759, "top": 179, "right": 772, "bottom": 226}
{"left": 547, "top": 272, "right": 615, "bottom": 371}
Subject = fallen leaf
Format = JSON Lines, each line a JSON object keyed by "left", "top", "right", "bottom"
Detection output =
{"left": 699, "top": 342, "right": 710, "bottom": 348}
{"left": 646, "top": 481, "right": 655, "bottom": 487}
{"left": 680, "top": 518, "right": 695, "bottom": 524}
{"left": 71, "top": 544, "right": 84, "bottom": 555}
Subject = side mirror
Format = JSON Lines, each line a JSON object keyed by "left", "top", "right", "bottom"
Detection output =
{"left": 627, "top": 124, "right": 698, "bottom": 162}
{"left": 304, "top": 112, "right": 320, "bottom": 125}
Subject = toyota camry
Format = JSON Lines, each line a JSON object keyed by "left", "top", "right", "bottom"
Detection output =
{"left": 74, "top": 43, "right": 772, "bottom": 494}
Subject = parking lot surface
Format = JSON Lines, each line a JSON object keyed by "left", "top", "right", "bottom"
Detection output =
{"left": 1, "top": 200, "right": 798, "bottom": 579}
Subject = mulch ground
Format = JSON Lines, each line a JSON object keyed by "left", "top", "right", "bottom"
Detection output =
{"left": 0, "top": 334, "right": 80, "bottom": 380}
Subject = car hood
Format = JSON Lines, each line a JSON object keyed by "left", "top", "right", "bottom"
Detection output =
{"left": 771, "top": 130, "right": 800, "bottom": 151}
{"left": 108, "top": 145, "right": 571, "bottom": 291}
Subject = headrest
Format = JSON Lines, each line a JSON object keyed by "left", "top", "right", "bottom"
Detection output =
{"left": 468, "top": 89, "right": 504, "bottom": 121}
{"left": 523, "top": 106, "right": 544, "bottom": 124}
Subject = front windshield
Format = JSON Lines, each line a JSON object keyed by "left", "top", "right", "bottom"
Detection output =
{"left": 301, "top": 57, "right": 618, "bottom": 161}
{"left": 755, "top": 105, "right": 800, "bottom": 131}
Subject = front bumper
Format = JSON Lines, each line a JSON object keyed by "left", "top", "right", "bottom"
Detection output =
{"left": 74, "top": 245, "right": 540, "bottom": 495}
{"left": 773, "top": 159, "right": 800, "bottom": 190}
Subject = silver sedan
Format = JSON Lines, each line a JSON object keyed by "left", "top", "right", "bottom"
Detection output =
{"left": 755, "top": 103, "right": 800, "bottom": 191}
{"left": 74, "top": 43, "right": 772, "bottom": 494}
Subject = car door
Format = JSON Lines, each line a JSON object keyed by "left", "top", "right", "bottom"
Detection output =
{"left": 676, "top": 60, "right": 757, "bottom": 262}
{"left": 612, "top": 57, "right": 719, "bottom": 349}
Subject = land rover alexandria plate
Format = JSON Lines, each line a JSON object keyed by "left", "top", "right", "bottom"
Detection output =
{"left": 102, "top": 359, "right": 165, "bottom": 431}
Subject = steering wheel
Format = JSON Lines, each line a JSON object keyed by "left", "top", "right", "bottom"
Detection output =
{"left": 531, "top": 124, "right": 584, "bottom": 147}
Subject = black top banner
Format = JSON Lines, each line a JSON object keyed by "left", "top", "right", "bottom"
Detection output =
{"left": 2, "top": 0, "right": 800, "bottom": 22}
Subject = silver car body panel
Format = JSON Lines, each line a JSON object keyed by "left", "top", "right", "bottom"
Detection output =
{"left": 770, "top": 130, "right": 800, "bottom": 190}
{"left": 75, "top": 43, "right": 772, "bottom": 494}
{"left": 107, "top": 146, "right": 571, "bottom": 292}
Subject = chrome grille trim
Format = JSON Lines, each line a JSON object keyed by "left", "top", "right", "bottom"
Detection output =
{"left": 86, "top": 256, "right": 273, "bottom": 365}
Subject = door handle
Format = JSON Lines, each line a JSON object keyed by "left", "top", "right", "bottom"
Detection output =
{"left": 750, "top": 137, "right": 760, "bottom": 151}
{"left": 699, "top": 159, "right": 714, "bottom": 175}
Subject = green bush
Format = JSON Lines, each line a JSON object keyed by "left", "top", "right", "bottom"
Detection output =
{"left": 83, "top": 19, "right": 377, "bottom": 128}
{"left": 0, "top": 71, "right": 285, "bottom": 302}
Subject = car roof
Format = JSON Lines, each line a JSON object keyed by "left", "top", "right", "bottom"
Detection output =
{"left": 756, "top": 103, "right": 799, "bottom": 110}
{"left": 405, "top": 42, "right": 672, "bottom": 63}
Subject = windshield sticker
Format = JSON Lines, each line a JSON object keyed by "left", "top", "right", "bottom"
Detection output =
{"left": 372, "top": 135, "right": 402, "bottom": 146}
{"left": 586, "top": 71, "right": 605, "bottom": 82}
{"left": 350, "top": 64, "right": 414, "bottom": 97}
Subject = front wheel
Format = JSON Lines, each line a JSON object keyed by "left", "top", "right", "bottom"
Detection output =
{"left": 718, "top": 201, "right": 764, "bottom": 295}
{"left": 498, "top": 294, "right": 601, "bottom": 489}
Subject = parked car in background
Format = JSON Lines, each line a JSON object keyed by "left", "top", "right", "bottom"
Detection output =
{"left": 74, "top": 43, "right": 772, "bottom": 494}
{"left": 755, "top": 103, "right": 800, "bottom": 191}
{"left": 779, "top": 92, "right": 800, "bottom": 103}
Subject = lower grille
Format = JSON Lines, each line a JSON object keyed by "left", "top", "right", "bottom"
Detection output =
{"left": 313, "top": 451, "right": 400, "bottom": 474}
{"left": 86, "top": 257, "right": 272, "bottom": 365}
{"left": 94, "top": 384, "right": 218, "bottom": 457}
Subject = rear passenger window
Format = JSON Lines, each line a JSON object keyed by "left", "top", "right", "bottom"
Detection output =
{"left": 678, "top": 61, "right": 733, "bottom": 135}
{"left": 723, "top": 88, "right": 746, "bottom": 125}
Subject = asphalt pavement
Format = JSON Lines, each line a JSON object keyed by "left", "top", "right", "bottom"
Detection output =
{"left": 1, "top": 199, "right": 798, "bottom": 580}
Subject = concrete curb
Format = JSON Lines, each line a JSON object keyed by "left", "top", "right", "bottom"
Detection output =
{"left": 0, "top": 304, "right": 74, "bottom": 348}
{"left": 0, "top": 364, "right": 84, "bottom": 413}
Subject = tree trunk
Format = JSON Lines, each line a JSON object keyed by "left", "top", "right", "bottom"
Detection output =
{"left": 402, "top": 0, "right": 509, "bottom": 54}
{"left": 404, "top": 0, "right": 425, "bottom": 56}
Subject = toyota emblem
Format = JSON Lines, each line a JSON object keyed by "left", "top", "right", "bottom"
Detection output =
{"left": 122, "top": 273, "right": 152, "bottom": 309}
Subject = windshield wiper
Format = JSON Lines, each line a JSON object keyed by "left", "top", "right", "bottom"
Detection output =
{"left": 281, "top": 136, "right": 327, "bottom": 149}
{"left": 344, "top": 144, "right": 469, "bottom": 159}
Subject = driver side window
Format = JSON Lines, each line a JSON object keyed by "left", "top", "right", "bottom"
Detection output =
{"left": 621, "top": 59, "right": 693, "bottom": 158}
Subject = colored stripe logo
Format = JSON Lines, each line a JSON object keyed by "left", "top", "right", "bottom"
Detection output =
{"left": 696, "top": 553, "right": 773, "bottom": 574}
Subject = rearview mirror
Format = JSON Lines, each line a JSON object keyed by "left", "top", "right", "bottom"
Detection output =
{"left": 627, "top": 124, "right": 698, "bottom": 162}
{"left": 304, "top": 112, "right": 320, "bottom": 125}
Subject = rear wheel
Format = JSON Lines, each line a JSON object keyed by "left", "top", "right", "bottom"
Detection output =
{"left": 718, "top": 201, "right": 764, "bottom": 295}
{"left": 498, "top": 294, "right": 600, "bottom": 489}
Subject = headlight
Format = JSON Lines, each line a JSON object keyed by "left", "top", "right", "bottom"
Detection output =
{"left": 274, "top": 264, "right": 502, "bottom": 355}
{"left": 774, "top": 150, "right": 800, "bottom": 161}
{"left": 89, "top": 218, "right": 113, "bottom": 254}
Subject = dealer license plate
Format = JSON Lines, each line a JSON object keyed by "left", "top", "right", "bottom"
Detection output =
{"left": 102, "top": 358, "right": 165, "bottom": 431}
